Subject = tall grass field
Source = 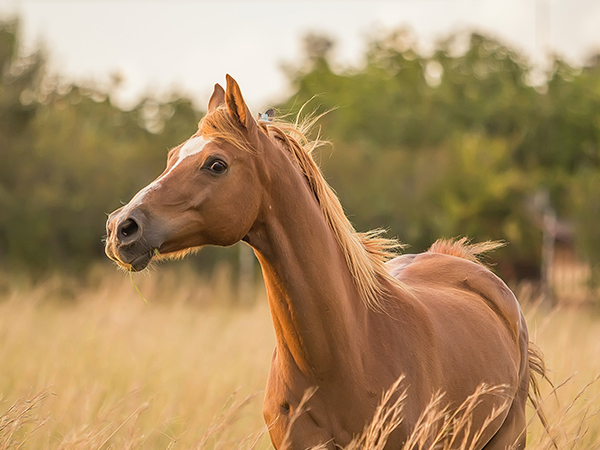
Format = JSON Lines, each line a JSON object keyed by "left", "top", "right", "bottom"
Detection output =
{"left": 1, "top": 264, "right": 599, "bottom": 449}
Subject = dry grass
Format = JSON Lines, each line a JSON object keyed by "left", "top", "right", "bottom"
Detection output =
{"left": 0, "top": 264, "right": 599, "bottom": 449}
{"left": 0, "top": 263, "right": 274, "bottom": 449}
{"left": 521, "top": 301, "right": 600, "bottom": 449}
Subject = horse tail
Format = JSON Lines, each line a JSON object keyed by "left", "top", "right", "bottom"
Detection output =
{"left": 527, "top": 342, "right": 558, "bottom": 449}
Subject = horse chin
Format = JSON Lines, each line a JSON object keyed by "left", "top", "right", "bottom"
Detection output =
{"left": 154, "top": 245, "right": 202, "bottom": 262}
{"left": 109, "top": 244, "right": 200, "bottom": 272}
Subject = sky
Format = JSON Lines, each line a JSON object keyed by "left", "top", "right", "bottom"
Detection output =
{"left": 1, "top": 0, "right": 600, "bottom": 110}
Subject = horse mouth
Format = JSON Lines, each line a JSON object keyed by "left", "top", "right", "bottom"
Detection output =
{"left": 129, "top": 251, "right": 154, "bottom": 272}
{"left": 107, "top": 247, "right": 155, "bottom": 272}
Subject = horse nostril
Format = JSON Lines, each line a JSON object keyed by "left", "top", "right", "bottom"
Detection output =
{"left": 118, "top": 218, "right": 140, "bottom": 241}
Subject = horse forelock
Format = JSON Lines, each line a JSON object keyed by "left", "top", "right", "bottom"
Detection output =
{"left": 198, "top": 105, "right": 409, "bottom": 311}
{"left": 198, "top": 105, "right": 256, "bottom": 154}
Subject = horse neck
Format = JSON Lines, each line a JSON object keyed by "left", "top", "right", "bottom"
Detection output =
{"left": 246, "top": 153, "right": 368, "bottom": 378}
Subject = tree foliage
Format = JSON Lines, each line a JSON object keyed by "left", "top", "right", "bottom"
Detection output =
{"left": 0, "top": 20, "right": 202, "bottom": 272}
{"left": 1, "top": 20, "right": 600, "bottom": 281}
{"left": 282, "top": 31, "right": 600, "bottom": 280}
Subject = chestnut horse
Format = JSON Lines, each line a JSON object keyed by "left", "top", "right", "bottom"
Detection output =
{"left": 106, "top": 75, "right": 544, "bottom": 449}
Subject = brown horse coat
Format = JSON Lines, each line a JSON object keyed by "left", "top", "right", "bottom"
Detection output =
{"left": 105, "top": 76, "right": 540, "bottom": 449}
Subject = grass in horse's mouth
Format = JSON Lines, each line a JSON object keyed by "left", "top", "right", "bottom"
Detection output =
{"left": 129, "top": 269, "right": 149, "bottom": 305}
{"left": 127, "top": 249, "right": 162, "bottom": 305}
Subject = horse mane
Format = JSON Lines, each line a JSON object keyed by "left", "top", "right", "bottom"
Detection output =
{"left": 428, "top": 237, "right": 505, "bottom": 267}
{"left": 199, "top": 106, "right": 407, "bottom": 311}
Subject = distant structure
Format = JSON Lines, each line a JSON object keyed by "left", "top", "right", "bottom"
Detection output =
{"left": 532, "top": 190, "right": 594, "bottom": 305}
{"left": 549, "top": 220, "right": 593, "bottom": 304}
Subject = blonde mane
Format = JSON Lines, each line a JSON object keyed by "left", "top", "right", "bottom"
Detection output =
{"left": 199, "top": 106, "right": 408, "bottom": 311}
{"left": 428, "top": 237, "right": 506, "bottom": 267}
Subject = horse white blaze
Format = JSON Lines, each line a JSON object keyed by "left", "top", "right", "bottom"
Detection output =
{"left": 127, "top": 136, "right": 211, "bottom": 208}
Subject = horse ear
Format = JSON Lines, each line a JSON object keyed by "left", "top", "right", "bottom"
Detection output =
{"left": 225, "top": 74, "right": 255, "bottom": 130}
{"left": 208, "top": 83, "right": 225, "bottom": 113}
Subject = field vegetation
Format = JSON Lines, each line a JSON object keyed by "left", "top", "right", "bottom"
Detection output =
{"left": 1, "top": 264, "right": 599, "bottom": 449}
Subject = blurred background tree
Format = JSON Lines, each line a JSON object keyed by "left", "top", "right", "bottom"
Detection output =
{"left": 1, "top": 19, "right": 599, "bottom": 288}
{"left": 0, "top": 19, "right": 43, "bottom": 266}
{"left": 282, "top": 30, "right": 600, "bottom": 284}
{"left": 0, "top": 19, "right": 203, "bottom": 272}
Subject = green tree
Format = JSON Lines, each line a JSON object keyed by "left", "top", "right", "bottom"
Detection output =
{"left": 281, "top": 30, "right": 600, "bottom": 282}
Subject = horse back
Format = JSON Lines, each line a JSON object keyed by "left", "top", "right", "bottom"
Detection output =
{"left": 387, "top": 251, "right": 523, "bottom": 342}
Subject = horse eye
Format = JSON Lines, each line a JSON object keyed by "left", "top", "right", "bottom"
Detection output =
{"left": 208, "top": 160, "right": 227, "bottom": 173}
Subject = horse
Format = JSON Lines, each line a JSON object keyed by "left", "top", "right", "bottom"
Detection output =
{"left": 105, "top": 75, "right": 546, "bottom": 449}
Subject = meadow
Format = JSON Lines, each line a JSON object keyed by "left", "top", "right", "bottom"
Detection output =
{"left": 1, "top": 263, "right": 599, "bottom": 449}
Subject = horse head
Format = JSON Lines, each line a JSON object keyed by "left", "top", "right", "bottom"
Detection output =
{"left": 105, "top": 75, "right": 276, "bottom": 271}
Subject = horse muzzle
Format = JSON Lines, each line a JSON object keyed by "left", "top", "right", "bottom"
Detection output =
{"left": 105, "top": 208, "right": 162, "bottom": 271}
